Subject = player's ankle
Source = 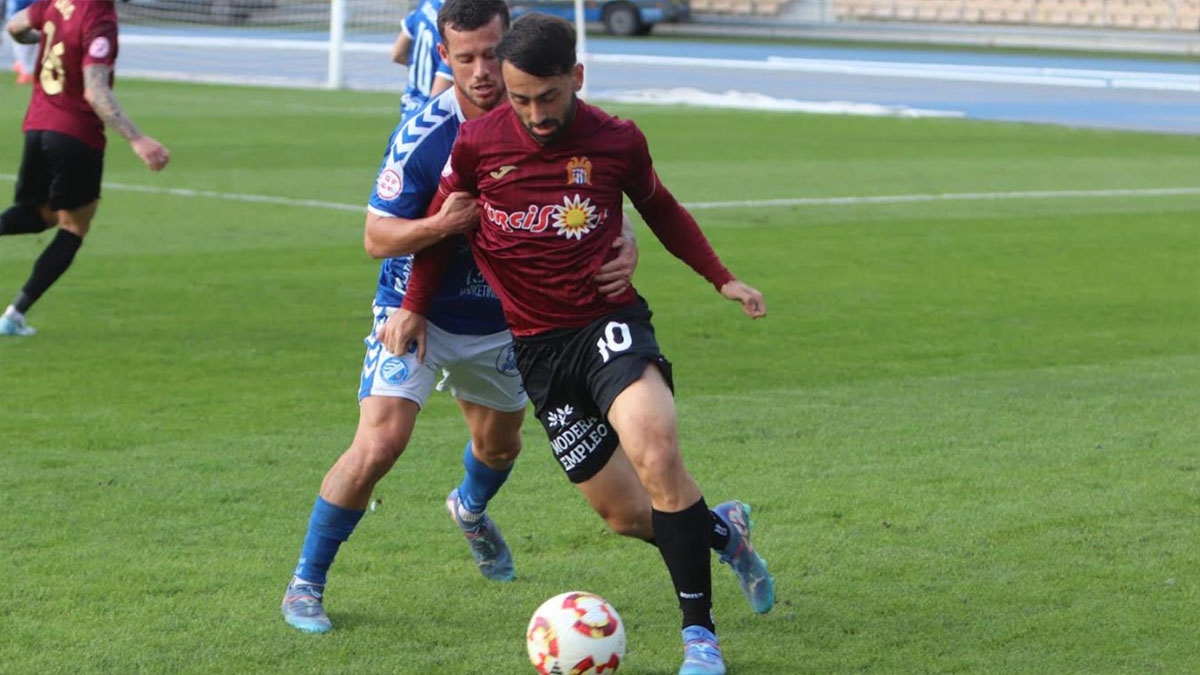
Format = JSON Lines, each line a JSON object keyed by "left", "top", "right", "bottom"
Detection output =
{"left": 457, "top": 500, "right": 484, "bottom": 522}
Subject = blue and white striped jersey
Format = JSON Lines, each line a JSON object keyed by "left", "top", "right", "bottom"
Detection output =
{"left": 400, "top": 0, "right": 452, "bottom": 122}
{"left": 7, "top": 0, "right": 36, "bottom": 17}
{"left": 368, "top": 89, "right": 506, "bottom": 336}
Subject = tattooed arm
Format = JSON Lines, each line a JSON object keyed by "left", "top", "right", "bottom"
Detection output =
{"left": 83, "top": 64, "right": 170, "bottom": 171}
{"left": 5, "top": 9, "right": 41, "bottom": 44}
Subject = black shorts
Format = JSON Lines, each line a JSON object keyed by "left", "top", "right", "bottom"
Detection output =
{"left": 14, "top": 130, "right": 104, "bottom": 212}
{"left": 513, "top": 297, "right": 674, "bottom": 484}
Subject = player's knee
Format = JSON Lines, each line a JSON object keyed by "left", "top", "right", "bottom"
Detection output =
{"left": 352, "top": 435, "right": 407, "bottom": 478}
{"left": 474, "top": 439, "right": 521, "bottom": 469}
{"left": 630, "top": 445, "right": 685, "bottom": 484}
{"left": 626, "top": 422, "right": 679, "bottom": 464}
{"left": 57, "top": 218, "right": 92, "bottom": 238}
{"left": 0, "top": 203, "right": 52, "bottom": 235}
{"left": 56, "top": 201, "right": 98, "bottom": 238}
{"left": 38, "top": 205, "right": 57, "bottom": 228}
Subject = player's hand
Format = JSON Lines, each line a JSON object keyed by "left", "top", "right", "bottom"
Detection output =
{"left": 720, "top": 279, "right": 767, "bottom": 319}
{"left": 379, "top": 308, "right": 428, "bottom": 364}
{"left": 131, "top": 136, "right": 170, "bottom": 172}
{"left": 594, "top": 231, "right": 638, "bottom": 298}
{"left": 435, "top": 191, "right": 479, "bottom": 236}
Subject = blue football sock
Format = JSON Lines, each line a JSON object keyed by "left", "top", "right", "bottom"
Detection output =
{"left": 456, "top": 441, "right": 512, "bottom": 514}
{"left": 293, "top": 496, "right": 365, "bottom": 585}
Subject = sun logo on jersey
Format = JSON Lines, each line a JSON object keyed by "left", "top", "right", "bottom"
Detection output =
{"left": 551, "top": 195, "right": 600, "bottom": 240}
{"left": 566, "top": 157, "right": 592, "bottom": 185}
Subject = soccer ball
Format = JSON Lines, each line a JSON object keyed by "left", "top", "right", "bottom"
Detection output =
{"left": 526, "top": 591, "right": 626, "bottom": 675}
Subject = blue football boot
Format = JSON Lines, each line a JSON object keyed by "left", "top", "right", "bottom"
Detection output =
{"left": 679, "top": 625, "right": 726, "bottom": 675}
{"left": 0, "top": 313, "right": 36, "bottom": 336}
{"left": 446, "top": 488, "right": 515, "bottom": 582}
{"left": 713, "top": 500, "right": 775, "bottom": 614}
{"left": 281, "top": 579, "right": 332, "bottom": 634}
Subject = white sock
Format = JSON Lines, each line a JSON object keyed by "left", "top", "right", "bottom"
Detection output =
{"left": 3, "top": 306, "right": 21, "bottom": 320}
{"left": 457, "top": 503, "right": 484, "bottom": 523}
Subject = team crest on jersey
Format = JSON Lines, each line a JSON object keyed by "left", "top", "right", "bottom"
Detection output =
{"left": 566, "top": 157, "right": 592, "bottom": 185}
{"left": 377, "top": 169, "right": 403, "bottom": 200}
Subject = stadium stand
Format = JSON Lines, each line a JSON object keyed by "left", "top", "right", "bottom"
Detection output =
{"left": 754, "top": 0, "right": 786, "bottom": 14}
{"left": 691, "top": 0, "right": 789, "bottom": 14}
{"left": 828, "top": 0, "right": 1199, "bottom": 29}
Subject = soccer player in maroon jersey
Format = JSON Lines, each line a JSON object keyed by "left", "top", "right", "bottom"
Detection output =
{"left": 1, "top": 0, "right": 168, "bottom": 337}
{"left": 398, "top": 13, "right": 773, "bottom": 675}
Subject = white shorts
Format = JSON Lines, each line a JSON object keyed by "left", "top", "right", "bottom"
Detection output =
{"left": 358, "top": 305, "right": 527, "bottom": 412}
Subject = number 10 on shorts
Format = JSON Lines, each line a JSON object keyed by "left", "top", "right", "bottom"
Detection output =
{"left": 596, "top": 322, "right": 633, "bottom": 363}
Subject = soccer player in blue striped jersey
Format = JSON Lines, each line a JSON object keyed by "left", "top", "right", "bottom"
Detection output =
{"left": 392, "top": 0, "right": 453, "bottom": 122}
{"left": 5, "top": 0, "right": 37, "bottom": 83}
{"left": 281, "top": 0, "right": 639, "bottom": 634}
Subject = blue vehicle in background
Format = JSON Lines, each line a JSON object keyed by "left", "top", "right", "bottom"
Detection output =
{"left": 508, "top": 0, "right": 689, "bottom": 36}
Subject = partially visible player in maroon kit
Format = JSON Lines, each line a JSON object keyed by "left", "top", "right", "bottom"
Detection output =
{"left": 398, "top": 13, "right": 773, "bottom": 675}
{"left": 1, "top": 0, "right": 168, "bottom": 337}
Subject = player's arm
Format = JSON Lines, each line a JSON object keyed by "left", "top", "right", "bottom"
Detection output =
{"left": 82, "top": 64, "right": 170, "bottom": 171}
{"left": 5, "top": 9, "right": 41, "bottom": 44}
{"left": 430, "top": 74, "right": 453, "bottom": 98}
{"left": 366, "top": 125, "right": 482, "bottom": 258}
{"left": 380, "top": 193, "right": 460, "bottom": 362}
{"left": 391, "top": 30, "right": 413, "bottom": 64}
{"left": 632, "top": 174, "right": 765, "bottom": 318}
{"left": 396, "top": 154, "right": 480, "bottom": 357}
{"left": 398, "top": 236, "right": 453, "bottom": 311}
{"left": 364, "top": 191, "right": 478, "bottom": 259}
{"left": 626, "top": 132, "right": 765, "bottom": 319}
{"left": 397, "top": 132, "right": 481, "bottom": 309}
{"left": 393, "top": 219, "right": 457, "bottom": 362}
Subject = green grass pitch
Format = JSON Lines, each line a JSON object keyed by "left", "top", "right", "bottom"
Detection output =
{"left": 1, "top": 77, "right": 1197, "bottom": 674}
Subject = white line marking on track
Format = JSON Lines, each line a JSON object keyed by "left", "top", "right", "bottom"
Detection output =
{"left": 2, "top": 174, "right": 1198, "bottom": 213}
{"left": 590, "top": 53, "right": 1200, "bottom": 92}
{"left": 117, "top": 34, "right": 1200, "bottom": 92}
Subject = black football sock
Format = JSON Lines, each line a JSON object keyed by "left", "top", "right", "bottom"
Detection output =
{"left": 0, "top": 203, "right": 49, "bottom": 236}
{"left": 709, "top": 510, "right": 730, "bottom": 553}
{"left": 652, "top": 497, "right": 715, "bottom": 632}
{"left": 13, "top": 229, "right": 82, "bottom": 314}
{"left": 642, "top": 511, "right": 729, "bottom": 550}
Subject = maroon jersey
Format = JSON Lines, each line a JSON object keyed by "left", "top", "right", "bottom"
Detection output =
{"left": 429, "top": 100, "right": 732, "bottom": 337}
{"left": 23, "top": 0, "right": 119, "bottom": 151}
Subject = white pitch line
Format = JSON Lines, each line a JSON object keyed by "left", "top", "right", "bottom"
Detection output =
{"left": 94, "top": 180, "right": 369, "bottom": 212}
{"left": 0, "top": 175, "right": 364, "bottom": 213}
{"left": 682, "top": 187, "right": 1200, "bottom": 209}
{"left": 1, "top": 174, "right": 1198, "bottom": 212}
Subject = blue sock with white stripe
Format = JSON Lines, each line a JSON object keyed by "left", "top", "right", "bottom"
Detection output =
{"left": 293, "top": 496, "right": 365, "bottom": 585}
{"left": 456, "top": 441, "right": 512, "bottom": 514}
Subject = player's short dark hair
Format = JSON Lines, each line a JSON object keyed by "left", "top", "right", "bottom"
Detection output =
{"left": 494, "top": 13, "right": 576, "bottom": 77}
{"left": 437, "top": 0, "right": 510, "bottom": 42}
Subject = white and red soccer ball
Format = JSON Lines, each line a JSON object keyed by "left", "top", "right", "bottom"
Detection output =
{"left": 526, "top": 591, "right": 626, "bottom": 675}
